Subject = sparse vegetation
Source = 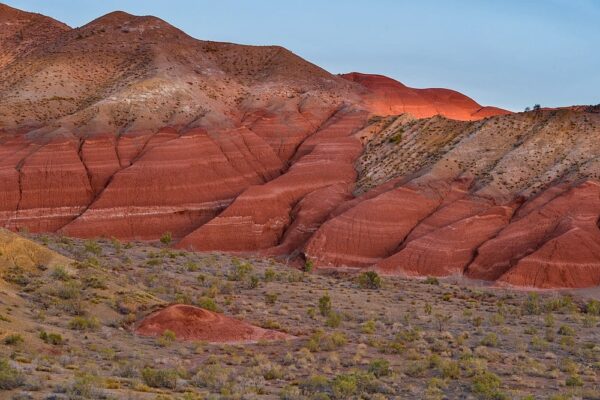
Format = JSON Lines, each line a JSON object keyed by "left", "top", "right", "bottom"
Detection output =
{"left": 160, "top": 232, "right": 172, "bottom": 245}
{"left": 357, "top": 271, "right": 382, "bottom": 289}
{"left": 0, "top": 359, "right": 26, "bottom": 389}
{"left": 0, "top": 234, "right": 596, "bottom": 398}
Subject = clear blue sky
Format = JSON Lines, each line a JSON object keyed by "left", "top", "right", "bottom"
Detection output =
{"left": 6, "top": 0, "right": 600, "bottom": 111}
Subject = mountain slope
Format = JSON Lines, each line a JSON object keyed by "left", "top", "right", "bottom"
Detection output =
{"left": 1, "top": 5, "right": 598, "bottom": 289}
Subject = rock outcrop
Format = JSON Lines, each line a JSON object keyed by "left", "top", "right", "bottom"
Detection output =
{"left": 467, "top": 180, "right": 600, "bottom": 288}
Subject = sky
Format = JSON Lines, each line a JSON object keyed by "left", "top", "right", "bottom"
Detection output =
{"left": 5, "top": 0, "right": 600, "bottom": 111}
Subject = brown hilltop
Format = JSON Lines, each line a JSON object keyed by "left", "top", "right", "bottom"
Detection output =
{"left": 0, "top": 3, "right": 70, "bottom": 69}
{"left": 1, "top": 5, "right": 599, "bottom": 289}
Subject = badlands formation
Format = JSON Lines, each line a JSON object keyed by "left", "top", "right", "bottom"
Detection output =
{"left": 1, "top": 4, "right": 599, "bottom": 289}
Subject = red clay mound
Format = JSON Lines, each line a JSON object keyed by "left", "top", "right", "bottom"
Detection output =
{"left": 341, "top": 72, "right": 511, "bottom": 120}
{"left": 135, "top": 304, "right": 292, "bottom": 343}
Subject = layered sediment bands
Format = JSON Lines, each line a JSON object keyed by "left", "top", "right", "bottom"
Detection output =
{"left": 0, "top": 140, "right": 36, "bottom": 223}
{"left": 177, "top": 110, "right": 367, "bottom": 252}
{"left": 496, "top": 225, "right": 600, "bottom": 289}
{"left": 80, "top": 136, "right": 121, "bottom": 196}
{"left": 62, "top": 127, "right": 284, "bottom": 239}
{"left": 303, "top": 110, "right": 600, "bottom": 288}
{"left": 2, "top": 4, "right": 600, "bottom": 289}
{"left": 305, "top": 179, "right": 471, "bottom": 267}
{"left": 375, "top": 204, "right": 516, "bottom": 277}
{"left": 8, "top": 140, "right": 93, "bottom": 232}
{"left": 261, "top": 183, "right": 353, "bottom": 256}
{"left": 135, "top": 304, "right": 291, "bottom": 343}
{"left": 244, "top": 103, "right": 336, "bottom": 161}
{"left": 466, "top": 180, "right": 600, "bottom": 285}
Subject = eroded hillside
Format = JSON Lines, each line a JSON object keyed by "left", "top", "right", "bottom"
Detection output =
{"left": 1, "top": 4, "right": 599, "bottom": 289}
{"left": 305, "top": 108, "right": 600, "bottom": 288}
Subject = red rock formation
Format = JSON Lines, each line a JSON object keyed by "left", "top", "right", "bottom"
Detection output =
{"left": 177, "top": 109, "right": 367, "bottom": 251}
{"left": 496, "top": 224, "right": 600, "bottom": 289}
{"left": 305, "top": 179, "right": 471, "bottom": 267}
{"left": 375, "top": 204, "right": 515, "bottom": 277}
{"left": 10, "top": 140, "right": 93, "bottom": 232}
{"left": 2, "top": 5, "right": 599, "bottom": 290}
{"left": 135, "top": 304, "right": 291, "bottom": 343}
{"left": 341, "top": 72, "right": 510, "bottom": 120}
{"left": 62, "top": 127, "right": 284, "bottom": 239}
{"left": 261, "top": 183, "right": 353, "bottom": 256}
{"left": 466, "top": 180, "right": 600, "bottom": 287}
{"left": 80, "top": 135, "right": 121, "bottom": 196}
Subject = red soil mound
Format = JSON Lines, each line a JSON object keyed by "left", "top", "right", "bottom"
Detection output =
{"left": 135, "top": 304, "right": 292, "bottom": 343}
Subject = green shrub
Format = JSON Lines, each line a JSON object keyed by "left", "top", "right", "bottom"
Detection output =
{"left": 368, "top": 359, "right": 391, "bottom": 377}
{"left": 361, "top": 319, "right": 376, "bottom": 334}
{"left": 263, "top": 268, "right": 276, "bottom": 282}
{"left": 51, "top": 265, "right": 70, "bottom": 280}
{"left": 303, "top": 259, "right": 314, "bottom": 272}
{"left": 160, "top": 232, "right": 172, "bottom": 245}
{"left": 357, "top": 271, "right": 382, "bottom": 289}
{"left": 249, "top": 274, "right": 260, "bottom": 289}
{"left": 299, "top": 375, "right": 329, "bottom": 395}
{"left": 68, "top": 316, "right": 100, "bottom": 331}
{"left": 326, "top": 311, "right": 342, "bottom": 328}
{"left": 331, "top": 373, "right": 358, "bottom": 399}
{"left": 307, "top": 330, "right": 347, "bottom": 352}
{"left": 440, "top": 360, "right": 460, "bottom": 379}
{"left": 405, "top": 360, "right": 428, "bottom": 377}
{"left": 388, "top": 132, "right": 402, "bottom": 144}
{"left": 56, "top": 281, "right": 80, "bottom": 300}
{"left": 191, "top": 363, "right": 229, "bottom": 391}
{"left": 523, "top": 293, "right": 541, "bottom": 315}
{"left": 480, "top": 333, "right": 498, "bottom": 347}
{"left": 158, "top": 330, "right": 176, "bottom": 347}
{"left": 557, "top": 325, "right": 575, "bottom": 336}
{"left": 424, "top": 276, "right": 440, "bottom": 285}
{"left": 229, "top": 261, "right": 253, "bottom": 281}
{"left": 39, "top": 331, "right": 64, "bottom": 345}
{"left": 3, "top": 266, "right": 30, "bottom": 286}
{"left": 565, "top": 374, "right": 583, "bottom": 387}
{"left": 471, "top": 370, "right": 504, "bottom": 399}
{"left": 83, "top": 274, "right": 107, "bottom": 289}
{"left": 197, "top": 296, "right": 218, "bottom": 312}
{"left": 84, "top": 240, "right": 102, "bottom": 256}
{"left": 3, "top": 334, "right": 23, "bottom": 345}
{"left": 0, "top": 358, "right": 25, "bottom": 389}
{"left": 67, "top": 372, "right": 101, "bottom": 397}
{"left": 318, "top": 294, "right": 332, "bottom": 316}
{"left": 265, "top": 293, "right": 278, "bottom": 305}
{"left": 141, "top": 367, "right": 178, "bottom": 389}
{"left": 585, "top": 299, "right": 600, "bottom": 315}
{"left": 424, "top": 303, "right": 433, "bottom": 315}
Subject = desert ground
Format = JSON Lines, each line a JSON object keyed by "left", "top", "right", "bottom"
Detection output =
{"left": 1, "top": 232, "right": 599, "bottom": 399}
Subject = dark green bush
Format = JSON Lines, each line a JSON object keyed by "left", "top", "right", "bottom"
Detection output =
{"left": 357, "top": 271, "right": 382, "bottom": 289}
{"left": 141, "top": 367, "right": 178, "bottom": 389}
